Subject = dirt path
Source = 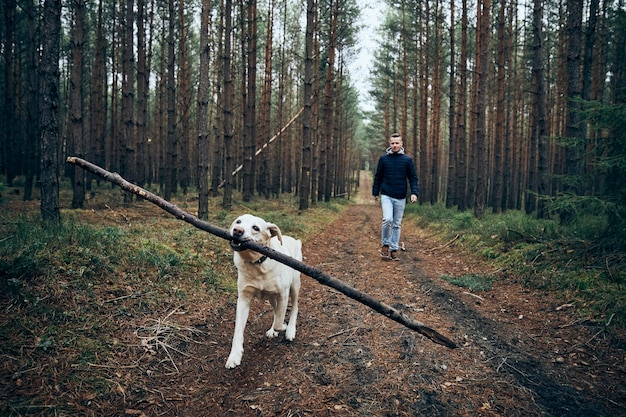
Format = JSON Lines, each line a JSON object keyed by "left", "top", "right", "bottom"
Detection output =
{"left": 40, "top": 173, "right": 623, "bottom": 416}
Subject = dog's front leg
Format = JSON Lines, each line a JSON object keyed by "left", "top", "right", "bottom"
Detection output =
{"left": 266, "top": 293, "right": 288, "bottom": 338}
{"left": 225, "top": 296, "right": 251, "bottom": 369}
{"left": 285, "top": 276, "right": 300, "bottom": 341}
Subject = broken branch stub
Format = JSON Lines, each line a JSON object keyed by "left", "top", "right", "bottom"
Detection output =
{"left": 66, "top": 157, "right": 457, "bottom": 349}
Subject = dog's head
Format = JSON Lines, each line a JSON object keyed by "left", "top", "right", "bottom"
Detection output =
{"left": 229, "top": 214, "right": 283, "bottom": 252}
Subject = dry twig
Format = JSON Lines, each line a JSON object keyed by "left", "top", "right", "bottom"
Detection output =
{"left": 429, "top": 234, "right": 460, "bottom": 252}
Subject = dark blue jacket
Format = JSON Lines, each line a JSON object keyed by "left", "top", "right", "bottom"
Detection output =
{"left": 372, "top": 148, "right": 419, "bottom": 200}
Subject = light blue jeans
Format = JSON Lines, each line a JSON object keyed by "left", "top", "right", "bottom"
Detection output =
{"left": 380, "top": 194, "right": 406, "bottom": 251}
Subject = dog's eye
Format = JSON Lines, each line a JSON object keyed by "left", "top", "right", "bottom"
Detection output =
{"left": 252, "top": 225, "right": 260, "bottom": 232}
{"left": 236, "top": 220, "right": 241, "bottom": 224}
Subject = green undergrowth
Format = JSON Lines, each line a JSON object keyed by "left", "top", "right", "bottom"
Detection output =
{"left": 405, "top": 202, "right": 626, "bottom": 332}
{"left": 0, "top": 187, "right": 347, "bottom": 415}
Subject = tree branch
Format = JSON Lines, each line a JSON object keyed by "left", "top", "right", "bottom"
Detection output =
{"left": 66, "top": 157, "right": 457, "bottom": 349}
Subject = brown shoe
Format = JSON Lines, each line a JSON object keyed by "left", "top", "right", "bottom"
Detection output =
{"left": 390, "top": 250, "right": 400, "bottom": 261}
{"left": 381, "top": 245, "right": 390, "bottom": 259}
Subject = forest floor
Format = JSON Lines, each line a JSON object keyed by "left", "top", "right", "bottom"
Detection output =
{"left": 2, "top": 171, "right": 625, "bottom": 416}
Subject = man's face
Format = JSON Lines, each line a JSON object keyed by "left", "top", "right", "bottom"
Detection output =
{"left": 389, "top": 137, "right": 403, "bottom": 153}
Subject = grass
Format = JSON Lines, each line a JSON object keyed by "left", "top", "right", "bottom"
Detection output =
{"left": 0, "top": 183, "right": 348, "bottom": 415}
{"left": 405, "top": 202, "right": 626, "bottom": 329}
{"left": 440, "top": 273, "right": 496, "bottom": 292}
{"left": 1, "top": 179, "right": 625, "bottom": 413}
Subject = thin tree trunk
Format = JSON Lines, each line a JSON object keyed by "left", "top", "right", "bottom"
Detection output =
{"left": 222, "top": 0, "right": 234, "bottom": 209}
{"left": 300, "top": 0, "right": 315, "bottom": 211}
{"left": 3, "top": 0, "right": 17, "bottom": 187}
{"left": 23, "top": 0, "right": 40, "bottom": 201}
{"left": 531, "top": 0, "right": 549, "bottom": 218}
{"left": 242, "top": 0, "right": 257, "bottom": 202}
{"left": 178, "top": 0, "right": 191, "bottom": 194}
{"left": 122, "top": 0, "right": 135, "bottom": 205}
{"left": 418, "top": 1, "right": 430, "bottom": 202}
{"left": 446, "top": 0, "right": 456, "bottom": 208}
{"left": 492, "top": 0, "right": 506, "bottom": 213}
{"left": 456, "top": 0, "right": 468, "bottom": 211}
{"left": 197, "top": 0, "right": 211, "bottom": 220}
{"left": 473, "top": 0, "right": 490, "bottom": 218}
{"left": 165, "top": 0, "right": 177, "bottom": 200}
{"left": 211, "top": 4, "right": 224, "bottom": 197}
{"left": 429, "top": 0, "right": 443, "bottom": 204}
{"left": 564, "top": 0, "right": 584, "bottom": 202}
{"left": 259, "top": 0, "right": 273, "bottom": 199}
{"left": 40, "top": 0, "right": 62, "bottom": 223}
{"left": 70, "top": 0, "right": 85, "bottom": 209}
{"left": 136, "top": 0, "right": 149, "bottom": 189}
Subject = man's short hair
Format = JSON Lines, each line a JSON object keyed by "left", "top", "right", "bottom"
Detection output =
{"left": 390, "top": 132, "right": 401, "bottom": 138}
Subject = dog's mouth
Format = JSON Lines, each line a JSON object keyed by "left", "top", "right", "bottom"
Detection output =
{"left": 230, "top": 239, "right": 248, "bottom": 252}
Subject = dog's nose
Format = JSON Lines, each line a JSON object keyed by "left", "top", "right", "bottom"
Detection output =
{"left": 232, "top": 226, "right": 244, "bottom": 237}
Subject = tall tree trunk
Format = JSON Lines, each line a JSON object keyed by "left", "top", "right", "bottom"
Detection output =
{"left": 178, "top": 0, "right": 191, "bottom": 194}
{"left": 70, "top": 0, "right": 86, "bottom": 209}
{"left": 90, "top": 0, "right": 106, "bottom": 181}
{"left": 197, "top": 0, "right": 211, "bottom": 219}
{"left": 320, "top": 0, "right": 338, "bottom": 202}
{"left": 418, "top": 1, "right": 430, "bottom": 202}
{"left": 259, "top": 0, "right": 274, "bottom": 199}
{"left": 165, "top": 0, "right": 177, "bottom": 200}
{"left": 429, "top": 0, "right": 443, "bottom": 204}
{"left": 582, "top": 0, "right": 599, "bottom": 102}
{"left": 24, "top": 0, "right": 40, "bottom": 201}
{"left": 446, "top": 0, "right": 456, "bottom": 208}
{"left": 222, "top": 0, "right": 234, "bottom": 208}
{"left": 473, "top": 0, "right": 490, "bottom": 218}
{"left": 157, "top": 28, "right": 167, "bottom": 190}
{"left": 310, "top": 14, "right": 320, "bottom": 206}
{"left": 611, "top": 1, "right": 625, "bottom": 104}
{"left": 136, "top": 0, "right": 149, "bottom": 189}
{"left": 3, "top": 0, "right": 17, "bottom": 187}
{"left": 502, "top": 0, "right": 515, "bottom": 211}
{"left": 300, "top": 0, "right": 315, "bottom": 210}
{"left": 492, "top": 0, "right": 506, "bottom": 213}
{"left": 558, "top": 0, "right": 585, "bottom": 224}
{"left": 400, "top": 1, "right": 409, "bottom": 139}
{"left": 242, "top": 0, "right": 257, "bottom": 201}
{"left": 211, "top": 4, "right": 224, "bottom": 196}
{"left": 40, "top": 0, "right": 62, "bottom": 223}
{"left": 530, "top": 0, "right": 549, "bottom": 218}
{"left": 456, "top": 0, "right": 469, "bottom": 210}
{"left": 122, "top": 0, "right": 135, "bottom": 205}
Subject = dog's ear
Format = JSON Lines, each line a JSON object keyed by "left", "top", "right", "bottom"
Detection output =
{"left": 267, "top": 223, "right": 283, "bottom": 245}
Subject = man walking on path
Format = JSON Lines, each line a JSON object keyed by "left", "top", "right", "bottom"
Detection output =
{"left": 372, "top": 133, "right": 419, "bottom": 261}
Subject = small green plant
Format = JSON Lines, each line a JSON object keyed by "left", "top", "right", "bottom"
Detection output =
{"left": 410, "top": 201, "right": 625, "bottom": 328}
{"left": 441, "top": 273, "right": 495, "bottom": 291}
{"left": 452, "top": 212, "right": 474, "bottom": 230}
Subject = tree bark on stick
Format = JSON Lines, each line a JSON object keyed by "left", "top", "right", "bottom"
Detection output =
{"left": 66, "top": 157, "right": 457, "bottom": 349}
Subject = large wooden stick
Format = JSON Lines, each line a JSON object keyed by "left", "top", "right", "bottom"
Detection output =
{"left": 66, "top": 157, "right": 457, "bottom": 349}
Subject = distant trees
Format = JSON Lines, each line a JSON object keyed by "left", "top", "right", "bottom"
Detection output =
{"left": 1, "top": 0, "right": 624, "bottom": 233}
{"left": 0, "top": 0, "right": 363, "bottom": 217}
{"left": 369, "top": 0, "right": 626, "bottom": 228}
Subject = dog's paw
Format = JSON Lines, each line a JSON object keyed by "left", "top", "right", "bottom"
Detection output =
{"left": 225, "top": 354, "right": 242, "bottom": 369}
{"left": 285, "top": 326, "right": 296, "bottom": 341}
{"left": 265, "top": 328, "right": 279, "bottom": 338}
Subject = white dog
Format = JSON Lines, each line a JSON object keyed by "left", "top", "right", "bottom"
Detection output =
{"left": 225, "top": 214, "right": 302, "bottom": 369}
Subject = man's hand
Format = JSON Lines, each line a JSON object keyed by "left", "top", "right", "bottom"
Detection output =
{"left": 410, "top": 194, "right": 418, "bottom": 203}
{"left": 374, "top": 196, "right": 379, "bottom": 203}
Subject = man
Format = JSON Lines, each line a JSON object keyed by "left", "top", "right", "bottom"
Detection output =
{"left": 372, "top": 133, "right": 419, "bottom": 261}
